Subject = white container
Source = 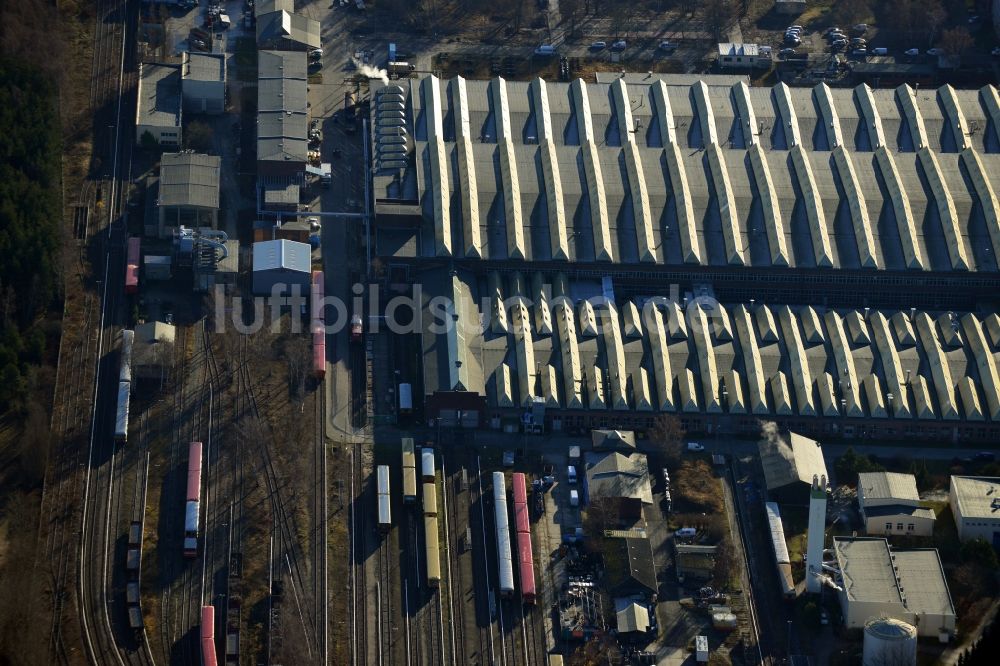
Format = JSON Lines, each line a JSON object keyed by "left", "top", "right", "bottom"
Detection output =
{"left": 567, "top": 465, "right": 577, "bottom": 484}
{"left": 569, "top": 489, "right": 579, "bottom": 506}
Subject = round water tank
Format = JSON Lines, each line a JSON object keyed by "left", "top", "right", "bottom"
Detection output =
{"left": 863, "top": 617, "right": 917, "bottom": 666}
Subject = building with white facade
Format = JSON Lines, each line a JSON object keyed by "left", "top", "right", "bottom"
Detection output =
{"left": 858, "top": 472, "right": 936, "bottom": 537}
{"left": 182, "top": 51, "right": 226, "bottom": 114}
{"left": 949, "top": 476, "right": 1000, "bottom": 546}
{"left": 136, "top": 63, "right": 182, "bottom": 147}
{"left": 833, "top": 537, "right": 955, "bottom": 640}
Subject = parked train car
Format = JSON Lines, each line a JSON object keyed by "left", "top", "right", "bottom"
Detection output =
{"left": 115, "top": 381, "right": 130, "bottom": 443}
{"left": 422, "top": 481, "right": 437, "bottom": 517}
{"left": 421, "top": 447, "right": 435, "bottom": 482}
{"left": 119, "top": 329, "right": 134, "bottom": 384}
{"left": 512, "top": 473, "right": 536, "bottom": 604}
{"left": 184, "top": 442, "right": 203, "bottom": 558}
{"left": 398, "top": 382, "right": 412, "bottom": 415}
{"left": 201, "top": 605, "right": 218, "bottom": 666}
{"left": 125, "top": 237, "right": 140, "bottom": 295}
{"left": 377, "top": 464, "right": 391, "bottom": 532}
{"left": 401, "top": 437, "right": 417, "bottom": 503}
{"left": 764, "top": 502, "right": 795, "bottom": 600}
{"left": 424, "top": 515, "right": 441, "bottom": 587}
{"left": 311, "top": 270, "right": 326, "bottom": 380}
{"left": 493, "top": 471, "right": 515, "bottom": 598}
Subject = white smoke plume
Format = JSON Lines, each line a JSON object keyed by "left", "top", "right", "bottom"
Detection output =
{"left": 352, "top": 58, "right": 388, "bottom": 84}
{"left": 760, "top": 420, "right": 794, "bottom": 464}
{"left": 813, "top": 572, "right": 843, "bottom": 592}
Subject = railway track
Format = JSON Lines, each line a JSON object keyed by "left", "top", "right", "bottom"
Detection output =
{"left": 313, "top": 379, "right": 329, "bottom": 665}
{"left": 350, "top": 442, "right": 369, "bottom": 666}
{"left": 238, "top": 334, "right": 316, "bottom": 663}
{"left": 439, "top": 454, "right": 467, "bottom": 666}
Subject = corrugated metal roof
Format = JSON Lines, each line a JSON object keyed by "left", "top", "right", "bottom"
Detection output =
{"left": 258, "top": 50, "right": 308, "bottom": 81}
{"left": 159, "top": 153, "right": 220, "bottom": 209}
{"left": 834, "top": 537, "right": 904, "bottom": 605}
{"left": 256, "top": 10, "right": 320, "bottom": 49}
{"left": 859, "top": 472, "right": 920, "bottom": 503}
{"left": 252, "top": 239, "right": 311, "bottom": 274}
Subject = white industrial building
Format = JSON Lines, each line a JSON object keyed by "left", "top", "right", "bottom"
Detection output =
{"left": 181, "top": 51, "right": 226, "bottom": 114}
{"left": 833, "top": 537, "right": 955, "bottom": 640}
{"left": 135, "top": 62, "right": 182, "bottom": 147}
{"left": 858, "top": 472, "right": 936, "bottom": 537}
{"left": 949, "top": 476, "right": 1000, "bottom": 545}
{"left": 251, "top": 239, "right": 311, "bottom": 295}
{"left": 717, "top": 43, "right": 772, "bottom": 69}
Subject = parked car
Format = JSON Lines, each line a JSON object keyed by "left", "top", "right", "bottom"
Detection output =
{"left": 503, "top": 450, "right": 515, "bottom": 467}
{"left": 611, "top": 40, "right": 627, "bottom": 51}
{"left": 590, "top": 41, "right": 607, "bottom": 50}
{"left": 904, "top": 47, "right": 920, "bottom": 56}
{"left": 567, "top": 465, "right": 577, "bottom": 484}
{"left": 974, "top": 452, "right": 996, "bottom": 462}
{"left": 852, "top": 23, "right": 868, "bottom": 34}
{"left": 784, "top": 35, "right": 801, "bottom": 46}
{"left": 852, "top": 48, "right": 868, "bottom": 57}
{"left": 871, "top": 47, "right": 888, "bottom": 55}
{"left": 779, "top": 48, "right": 797, "bottom": 58}
{"left": 307, "top": 216, "right": 320, "bottom": 231}
{"left": 687, "top": 442, "right": 705, "bottom": 452}
{"left": 927, "top": 47, "right": 944, "bottom": 56}
{"left": 820, "top": 609, "right": 830, "bottom": 625}
{"left": 831, "top": 40, "right": 847, "bottom": 52}
{"left": 824, "top": 26, "right": 842, "bottom": 36}
{"left": 658, "top": 40, "right": 676, "bottom": 53}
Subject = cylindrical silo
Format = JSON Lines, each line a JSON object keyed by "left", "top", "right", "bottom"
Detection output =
{"left": 863, "top": 617, "right": 917, "bottom": 666}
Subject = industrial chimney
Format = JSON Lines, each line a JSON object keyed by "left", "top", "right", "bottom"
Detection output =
{"left": 806, "top": 474, "right": 828, "bottom": 594}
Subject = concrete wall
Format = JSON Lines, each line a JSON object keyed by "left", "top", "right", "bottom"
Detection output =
{"left": 252, "top": 268, "right": 311, "bottom": 296}
{"left": 136, "top": 123, "right": 181, "bottom": 148}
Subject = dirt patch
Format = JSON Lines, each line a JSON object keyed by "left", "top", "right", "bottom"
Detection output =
{"left": 674, "top": 459, "right": 724, "bottom": 515}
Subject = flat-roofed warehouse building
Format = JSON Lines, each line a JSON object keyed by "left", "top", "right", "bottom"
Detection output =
{"left": 949, "top": 476, "right": 1000, "bottom": 544}
{"left": 373, "top": 74, "right": 1000, "bottom": 442}
{"left": 136, "top": 62, "right": 182, "bottom": 147}
{"left": 833, "top": 537, "right": 955, "bottom": 640}
{"left": 413, "top": 268, "right": 1000, "bottom": 442}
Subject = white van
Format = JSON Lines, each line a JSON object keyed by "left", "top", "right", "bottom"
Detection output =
{"left": 686, "top": 442, "right": 705, "bottom": 452}
{"left": 569, "top": 489, "right": 579, "bottom": 506}
{"left": 871, "top": 47, "right": 888, "bottom": 56}
{"left": 675, "top": 527, "right": 697, "bottom": 538}
{"left": 534, "top": 45, "right": 556, "bottom": 56}
{"left": 567, "top": 465, "right": 578, "bottom": 484}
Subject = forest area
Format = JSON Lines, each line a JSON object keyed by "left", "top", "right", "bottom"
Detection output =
{"left": 0, "top": 0, "right": 89, "bottom": 662}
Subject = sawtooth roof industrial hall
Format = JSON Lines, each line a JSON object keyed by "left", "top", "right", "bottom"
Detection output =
{"left": 369, "top": 74, "right": 1000, "bottom": 443}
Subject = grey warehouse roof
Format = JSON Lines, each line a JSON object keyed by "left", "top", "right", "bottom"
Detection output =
{"left": 252, "top": 239, "right": 311, "bottom": 274}
{"left": 759, "top": 432, "right": 828, "bottom": 491}
{"left": 258, "top": 51, "right": 308, "bottom": 163}
{"left": 376, "top": 75, "right": 1000, "bottom": 272}
{"left": 834, "top": 538, "right": 954, "bottom": 619}
{"left": 256, "top": 9, "right": 320, "bottom": 49}
{"left": 159, "top": 153, "right": 221, "bottom": 209}
{"left": 137, "top": 63, "right": 181, "bottom": 129}
{"left": 859, "top": 471, "right": 920, "bottom": 502}
{"left": 183, "top": 51, "right": 225, "bottom": 83}
{"left": 950, "top": 476, "right": 1000, "bottom": 519}
{"left": 419, "top": 269, "right": 1000, "bottom": 422}
{"left": 585, "top": 451, "right": 653, "bottom": 504}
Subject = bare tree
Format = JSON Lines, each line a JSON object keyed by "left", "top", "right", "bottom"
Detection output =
{"left": 701, "top": 0, "right": 736, "bottom": 42}
{"left": 648, "top": 413, "right": 685, "bottom": 466}
{"left": 562, "top": 0, "right": 584, "bottom": 39}
{"left": 938, "top": 27, "right": 974, "bottom": 55}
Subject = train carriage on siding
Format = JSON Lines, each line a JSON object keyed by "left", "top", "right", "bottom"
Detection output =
{"left": 492, "top": 471, "right": 515, "bottom": 598}
{"left": 125, "top": 237, "right": 140, "bottom": 295}
{"left": 311, "top": 271, "right": 326, "bottom": 379}
{"left": 184, "top": 442, "right": 203, "bottom": 558}
{"left": 512, "top": 472, "right": 536, "bottom": 604}
{"left": 119, "top": 329, "right": 134, "bottom": 384}
{"left": 424, "top": 515, "right": 441, "bottom": 587}
{"left": 401, "top": 437, "right": 417, "bottom": 503}
{"left": 422, "top": 481, "right": 438, "bottom": 517}
{"left": 114, "top": 381, "right": 130, "bottom": 443}
{"left": 201, "top": 605, "right": 218, "bottom": 666}
{"left": 421, "top": 447, "right": 435, "bottom": 482}
{"left": 377, "top": 465, "right": 391, "bottom": 532}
